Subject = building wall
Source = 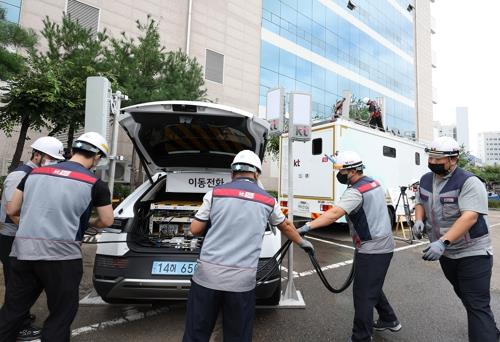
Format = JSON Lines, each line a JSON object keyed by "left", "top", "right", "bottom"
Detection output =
{"left": 1, "top": 0, "right": 262, "bottom": 176}
{"left": 478, "top": 131, "right": 500, "bottom": 166}
{"left": 439, "top": 124, "right": 457, "bottom": 140}
{"left": 415, "top": 0, "right": 434, "bottom": 143}
{"left": 456, "top": 106, "right": 469, "bottom": 150}
{"left": 258, "top": 0, "right": 433, "bottom": 141}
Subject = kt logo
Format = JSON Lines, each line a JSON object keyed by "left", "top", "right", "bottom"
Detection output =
{"left": 293, "top": 159, "right": 300, "bottom": 167}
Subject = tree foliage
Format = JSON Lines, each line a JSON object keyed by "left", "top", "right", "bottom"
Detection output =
{"left": 39, "top": 14, "right": 109, "bottom": 145}
{"left": 0, "top": 7, "right": 37, "bottom": 80}
{"left": 0, "top": 14, "right": 108, "bottom": 171}
{"left": 104, "top": 16, "right": 206, "bottom": 105}
{"left": 0, "top": 13, "right": 207, "bottom": 171}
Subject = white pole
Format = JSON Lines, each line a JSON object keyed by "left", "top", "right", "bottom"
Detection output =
{"left": 107, "top": 91, "right": 122, "bottom": 196}
{"left": 282, "top": 111, "right": 299, "bottom": 301}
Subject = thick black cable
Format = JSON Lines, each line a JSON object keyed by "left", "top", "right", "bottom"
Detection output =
{"left": 306, "top": 249, "right": 356, "bottom": 293}
{"left": 256, "top": 238, "right": 355, "bottom": 294}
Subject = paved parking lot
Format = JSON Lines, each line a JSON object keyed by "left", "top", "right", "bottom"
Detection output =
{"left": 1, "top": 210, "right": 500, "bottom": 341}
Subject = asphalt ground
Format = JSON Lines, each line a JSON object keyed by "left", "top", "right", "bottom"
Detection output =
{"left": 1, "top": 210, "right": 500, "bottom": 342}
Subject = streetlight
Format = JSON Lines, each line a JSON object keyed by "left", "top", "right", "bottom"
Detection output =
{"left": 347, "top": 1, "right": 356, "bottom": 11}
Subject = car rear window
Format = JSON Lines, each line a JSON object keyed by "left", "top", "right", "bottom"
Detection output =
{"left": 132, "top": 112, "right": 257, "bottom": 168}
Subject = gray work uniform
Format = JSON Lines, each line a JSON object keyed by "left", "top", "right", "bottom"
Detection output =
{"left": 183, "top": 177, "right": 285, "bottom": 342}
{"left": 192, "top": 177, "right": 285, "bottom": 292}
{"left": 0, "top": 161, "right": 111, "bottom": 342}
{"left": 336, "top": 175, "right": 398, "bottom": 342}
{"left": 11, "top": 161, "right": 109, "bottom": 260}
{"left": 416, "top": 167, "right": 492, "bottom": 258}
{"left": 336, "top": 176, "right": 394, "bottom": 254}
{"left": 416, "top": 166, "right": 499, "bottom": 341}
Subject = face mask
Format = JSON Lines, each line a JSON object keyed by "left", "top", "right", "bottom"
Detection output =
{"left": 336, "top": 172, "right": 349, "bottom": 184}
{"left": 42, "top": 160, "right": 58, "bottom": 167}
{"left": 91, "top": 156, "right": 109, "bottom": 170}
{"left": 428, "top": 163, "right": 447, "bottom": 176}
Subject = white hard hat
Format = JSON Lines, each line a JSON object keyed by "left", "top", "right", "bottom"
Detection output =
{"left": 426, "top": 136, "right": 460, "bottom": 158}
{"left": 231, "top": 150, "right": 262, "bottom": 173}
{"left": 362, "top": 97, "right": 370, "bottom": 104}
{"left": 30, "top": 136, "right": 65, "bottom": 160}
{"left": 72, "top": 132, "right": 110, "bottom": 157}
{"left": 333, "top": 151, "right": 364, "bottom": 170}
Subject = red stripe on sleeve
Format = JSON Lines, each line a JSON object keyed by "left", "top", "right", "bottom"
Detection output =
{"left": 213, "top": 188, "right": 275, "bottom": 207}
{"left": 357, "top": 181, "right": 380, "bottom": 193}
{"left": 31, "top": 167, "right": 97, "bottom": 184}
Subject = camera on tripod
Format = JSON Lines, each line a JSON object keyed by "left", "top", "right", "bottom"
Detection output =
{"left": 399, "top": 186, "right": 408, "bottom": 192}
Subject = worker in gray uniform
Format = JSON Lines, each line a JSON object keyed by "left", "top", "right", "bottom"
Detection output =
{"left": 413, "top": 136, "right": 500, "bottom": 342}
{"left": 0, "top": 136, "right": 64, "bottom": 341}
{"left": 183, "top": 150, "right": 314, "bottom": 342}
{"left": 297, "top": 151, "right": 400, "bottom": 342}
{"left": 0, "top": 132, "right": 114, "bottom": 342}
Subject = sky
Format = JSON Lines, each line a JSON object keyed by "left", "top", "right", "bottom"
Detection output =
{"left": 431, "top": 0, "right": 500, "bottom": 155}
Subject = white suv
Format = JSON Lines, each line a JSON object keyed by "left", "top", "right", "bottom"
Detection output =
{"left": 93, "top": 101, "right": 282, "bottom": 305}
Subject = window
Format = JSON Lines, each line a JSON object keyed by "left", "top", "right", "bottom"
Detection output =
{"left": 383, "top": 146, "right": 396, "bottom": 158}
{"left": 415, "top": 152, "right": 420, "bottom": 165}
{"left": 312, "top": 138, "right": 322, "bottom": 155}
{"left": 67, "top": 0, "right": 100, "bottom": 35}
{"left": 205, "top": 49, "right": 224, "bottom": 84}
{"left": 1, "top": 0, "right": 22, "bottom": 23}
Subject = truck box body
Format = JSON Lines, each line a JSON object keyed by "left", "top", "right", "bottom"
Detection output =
{"left": 279, "top": 119, "right": 428, "bottom": 220}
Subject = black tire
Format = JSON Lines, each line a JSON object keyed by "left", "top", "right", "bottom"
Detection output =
{"left": 256, "top": 281, "right": 281, "bottom": 306}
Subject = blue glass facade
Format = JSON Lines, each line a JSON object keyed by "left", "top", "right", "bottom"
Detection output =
{"left": 0, "top": 0, "right": 22, "bottom": 23}
{"left": 260, "top": 0, "right": 417, "bottom": 136}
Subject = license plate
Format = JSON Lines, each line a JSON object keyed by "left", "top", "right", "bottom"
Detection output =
{"left": 151, "top": 261, "right": 197, "bottom": 275}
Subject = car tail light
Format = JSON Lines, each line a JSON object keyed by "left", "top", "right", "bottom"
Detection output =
{"left": 96, "top": 256, "right": 129, "bottom": 269}
{"left": 320, "top": 204, "right": 333, "bottom": 212}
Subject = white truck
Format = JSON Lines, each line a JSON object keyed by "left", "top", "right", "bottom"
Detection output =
{"left": 278, "top": 118, "right": 428, "bottom": 226}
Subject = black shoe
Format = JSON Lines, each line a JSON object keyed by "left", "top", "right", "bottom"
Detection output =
{"left": 17, "top": 325, "right": 42, "bottom": 341}
{"left": 373, "top": 319, "right": 402, "bottom": 332}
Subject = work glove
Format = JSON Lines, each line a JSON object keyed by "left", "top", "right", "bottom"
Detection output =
{"left": 297, "top": 223, "right": 310, "bottom": 236}
{"left": 299, "top": 239, "right": 314, "bottom": 255}
{"left": 422, "top": 240, "right": 446, "bottom": 261}
{"left": 412, "top": 220, "right": 425, "bottom": 240}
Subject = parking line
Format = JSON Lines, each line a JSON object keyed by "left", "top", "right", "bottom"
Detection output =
{"left": 307, "top": 236, "right": 355, "bottom": 250}
{"left": 491, "top": 222, "right": 500, "bottom": 228}
{"left": 71, "top": 306, "right": 170, "bottom": 338}
{"left": 282, "top": 238, "right": 426, "bottom": 281}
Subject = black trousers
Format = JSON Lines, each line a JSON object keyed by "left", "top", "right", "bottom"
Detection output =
{"left": 352, "top": 252, "right": 397, "bottom": 342}
{"left": 183, "top": 280, "right": 255, "bottom": 342}
{"left": 0, "top": 258, "right": 83, "bottom": 342}
{"left": 440, "top": 255, "right": 500, "bottom": 342}
{"left": 0, "top": 235, "right": 15, "bottom": 284}
{"left": 369, "top": 116, "right": 384, "bottom": 131}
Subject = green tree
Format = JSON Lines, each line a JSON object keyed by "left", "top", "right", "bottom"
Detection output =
{"left": 0, "top": 14, "right": 108, "bottom": 171}
{"left": 0, "top": 7, "right": 37, "bottom": 81}
{"left": 0, "top": 57, "right": 63, "bottom": 171}
{"left": 40, "top": 14, "right": 108, "bottom": 146}
{"left": 104, "top": 16, "right": 206, "bottom": 105}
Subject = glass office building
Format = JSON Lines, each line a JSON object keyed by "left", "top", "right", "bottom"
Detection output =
{"left": 259, "top": 0, "right": 417, "bottom": 136}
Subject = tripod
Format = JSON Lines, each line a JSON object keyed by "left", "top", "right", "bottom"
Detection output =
{"left": 394, "top": 186, "right": 414, "bottom": 244}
